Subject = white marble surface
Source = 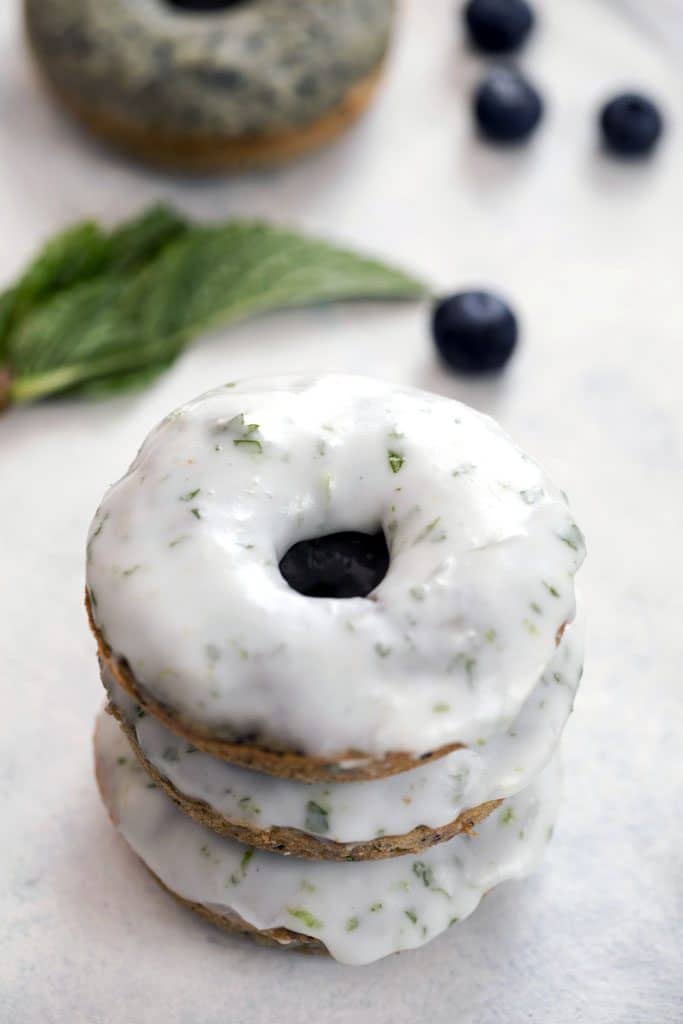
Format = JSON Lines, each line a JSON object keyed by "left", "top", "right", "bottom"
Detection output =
{"left": 1, "top": 0, "right": 682, "bottom": 1020}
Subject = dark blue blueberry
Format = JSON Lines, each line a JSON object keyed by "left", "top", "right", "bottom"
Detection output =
{"left": 600, "top": 92, "right": 663, "bottom": 157}
{"left": 279, "top": 531, "right": 389, "bottom": 599}
{"left": 432, "top": 291, "right": 518, "bottom": 373}
{"left": 464, "top": 0, "right": 535, "bottom": 54}
{"left": 474, "top": 67, "right": 543, "bottom": 143}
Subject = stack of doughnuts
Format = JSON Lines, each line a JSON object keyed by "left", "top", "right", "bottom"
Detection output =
{"left": 25, "top": 0, "right": 394, "bottom": 171}
{"left": 87, "top": 375, "right": 585, "bottom": 965}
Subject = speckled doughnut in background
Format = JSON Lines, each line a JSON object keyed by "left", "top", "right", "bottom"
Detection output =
{"left": 24, "top": 0, "right": 394, "bottom": 170}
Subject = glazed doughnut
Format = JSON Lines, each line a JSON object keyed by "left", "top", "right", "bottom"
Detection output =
{"left": 94, "top": 709, "right": 562, "bottom": 965}
{"left": 25, "top": 0, "right": 393, "bottom": 170}
{"left": 87, "top": 375, "right": 585, "bottom": 782}
{"left": 101, "top": 611, "right": 582, "bottom": 859}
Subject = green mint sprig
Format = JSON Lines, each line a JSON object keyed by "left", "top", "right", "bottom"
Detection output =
{"left": 0, "top": 205, "right": 429, "bottom": 409}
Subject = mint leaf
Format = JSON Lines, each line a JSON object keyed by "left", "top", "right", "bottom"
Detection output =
{"left": 0, "top": 222, "right": 108, "bottom": 357}
{"left": 1, "top": 210, "right": 428, "bottom": 406}
{"left": 0, "top": 205, "right": 187, "bottom": 359}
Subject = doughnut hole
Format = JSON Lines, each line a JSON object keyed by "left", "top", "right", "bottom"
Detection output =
{"left": 279, "top": 530, "right": 390, "bottom": 599}
{"left": 165, "top": 1, "right": 249, "bottom": 12}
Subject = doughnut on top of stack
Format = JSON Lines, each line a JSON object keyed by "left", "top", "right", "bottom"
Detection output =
{"left": 87, "top": 375, "right": 585, "bottom": 782}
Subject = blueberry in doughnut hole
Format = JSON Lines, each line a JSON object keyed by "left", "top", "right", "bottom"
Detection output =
{"left": 86, "top": 375, "right": 585, "bottom": 782}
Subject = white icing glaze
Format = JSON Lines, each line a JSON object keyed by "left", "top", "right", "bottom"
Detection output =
{"left": 95, "top": 710, "right": 561, "bottom": 965}
{"left": 87, "top": 375, "right": 585, "bottom": 757}
{"left": 103, "top": 612, "right": 582, "bottom": 845}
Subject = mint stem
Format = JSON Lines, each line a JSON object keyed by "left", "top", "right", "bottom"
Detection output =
{"left": 0, "top": 366, "right": 12, "bottom": 411}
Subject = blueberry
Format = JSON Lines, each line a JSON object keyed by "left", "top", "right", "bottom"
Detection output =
{"left": 432, "top": 291, "right": 518, "bottom": 373}
{"left": 464, "top": 0, "right": 535, "bottom": 54}
{"left": 279, "top": 531, "right": 389, "bottom": 599}
{"left": 474, "top": 67, "right": 543, "bottom": 143}
{"left": 599, "top": 92, "right": 663, "bottom": 157}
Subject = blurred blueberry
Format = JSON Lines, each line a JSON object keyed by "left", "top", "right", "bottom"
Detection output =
{"left": 600, "top": 92, "right": 663, "bottom": 157}
{"left": 474, "top": 67, "right": 543, "bottom": 144}
{"left": 464, "top": 0, "right": 535, "bottom": 54}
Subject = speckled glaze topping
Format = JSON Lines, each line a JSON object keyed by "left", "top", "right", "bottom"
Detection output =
{"left": 26, "top": 0, "right": 393, "bottom": 136}
{"left": 87, "top": 375, "right": 585, "bottom": 759}
{"left": 103, "top": 612, "right": 582, "bottom": 844}
{"left": 95, "top": 710, "right": 561, "bottom": 965}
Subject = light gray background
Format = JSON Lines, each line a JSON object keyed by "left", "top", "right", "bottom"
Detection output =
{"left": 1, "top": 1, "right": 681, "bottom": 1021}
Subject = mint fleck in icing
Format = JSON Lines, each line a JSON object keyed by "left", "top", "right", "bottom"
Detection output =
{"left": 229, "top": 848, "right": 254, "bottom": 885}
{"left": 388, "top": 450, "right": 405, "bottom": 474}
{"left": 287, "top": 908, "right": 323, "bottom": 930}
{"left": 499, "top": 807, "right": 515, "bottom": 825}
{"left": 520, "top": 488, "right": 543, "bottom": 504}
{"left": 449, "top": 653, "right": 476, "bottom": 684}
{"left": 190, "top": 508, "right": 201, "bottom": 520}
{"left": 412, "top": 861, "right": 449, "bottom": 896}
{"left": 413, "top": 517, "right": 442, "bottom": 545}
{"left": 238, "top": 796, "right": 261, "bottom": 816}
{"left": 304, "top": 800, "right": 330, "bottom": 834}
{"left": 233, "top": 439, "right": 263, "bottom": 453}
{"left": 346, "top": 916, "right": 359, "bottom": 932}
{"left": 558, "top": 524, "right": 585, "bottom": 553}
{"left": 180, "top": 489, "right": 200, "bottom": 502}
